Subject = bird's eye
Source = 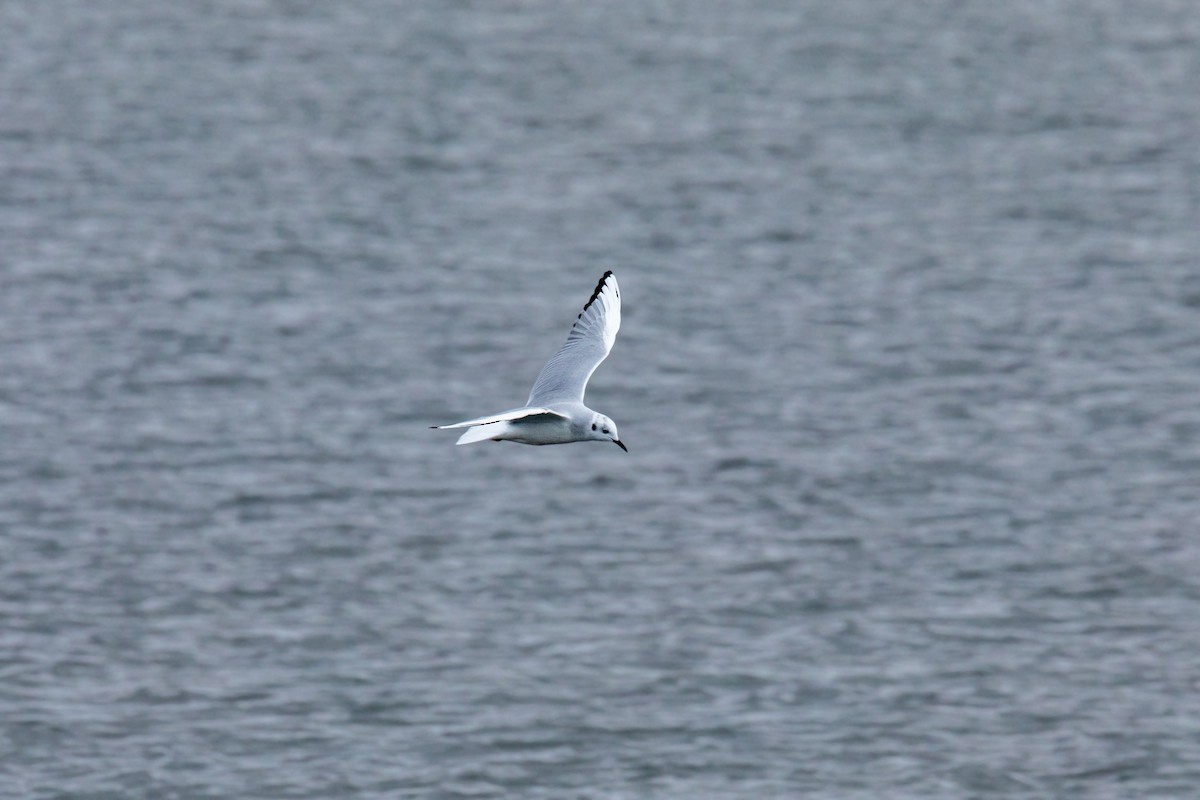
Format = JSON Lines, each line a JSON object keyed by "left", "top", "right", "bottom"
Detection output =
{"left": 602, "top": 428, "right": 609, "bottom": 434}
{"left": 591, "top": 423, "right": 597, "bottom": 431}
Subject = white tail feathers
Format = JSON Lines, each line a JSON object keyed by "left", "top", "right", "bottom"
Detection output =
{"left": 456, "top": 422, "right": 508, "bottom": 445}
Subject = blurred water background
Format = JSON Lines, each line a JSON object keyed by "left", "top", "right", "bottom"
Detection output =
{"left": 3, "top": 1, "right": 1200, "bottom": 798}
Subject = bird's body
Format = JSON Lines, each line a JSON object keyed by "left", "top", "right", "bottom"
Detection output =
{"left": 433, "top": 271, "right": 626, "bottom": 451}
{"left": 447, "top": 403, "right": 593, "bottom": 446}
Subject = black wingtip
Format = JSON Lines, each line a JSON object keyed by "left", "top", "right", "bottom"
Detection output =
{"left": 580, "top": 270, "right": 615, "bottom": 315}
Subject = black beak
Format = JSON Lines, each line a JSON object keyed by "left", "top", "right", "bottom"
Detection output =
{"left": 614, "top": 439, "right": 628, "bottom": 452}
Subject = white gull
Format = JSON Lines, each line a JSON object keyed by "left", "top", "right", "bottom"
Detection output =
{"left": 433, "top": 271, "right": 627, "bottom": 451}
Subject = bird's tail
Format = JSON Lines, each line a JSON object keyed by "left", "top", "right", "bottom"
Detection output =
{"left": 455, "top": 422, "right": 509, "bottom": 445}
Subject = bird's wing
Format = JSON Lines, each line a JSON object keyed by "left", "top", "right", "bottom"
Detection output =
{"left": 526, "top": 271, "right": 621, "bottom": 406}
{"left": 432, "top": 406, "right": 568, "bottom": 430}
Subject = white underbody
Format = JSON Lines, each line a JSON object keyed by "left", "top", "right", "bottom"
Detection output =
{"left": 456, "top": 403, "right": 588, "bottom": 446}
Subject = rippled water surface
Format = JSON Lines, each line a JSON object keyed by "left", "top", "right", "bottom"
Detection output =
{"left": 3, "top": 2, "right": 1200, "bottom": 798}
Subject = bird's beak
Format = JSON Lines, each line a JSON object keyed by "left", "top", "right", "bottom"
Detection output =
{"left": 614, "top": 439, "right": 628, "bottom": 452}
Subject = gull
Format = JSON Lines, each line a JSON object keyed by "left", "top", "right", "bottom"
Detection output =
{"left": 433, "top": 271, "right": 627, "bottom": 451}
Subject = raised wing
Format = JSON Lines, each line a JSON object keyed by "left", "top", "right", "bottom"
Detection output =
{"left": 432, "top": 406, "right": 568, "bottom": 430}
{"left": 527, "top": 271, "right": 621, "bottom": 406}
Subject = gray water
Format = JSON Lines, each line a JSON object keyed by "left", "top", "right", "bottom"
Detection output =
{"left": 3, "top": 2, "right": 1200, "bottom": 798}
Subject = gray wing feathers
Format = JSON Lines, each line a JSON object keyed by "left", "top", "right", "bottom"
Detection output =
{"left": 527, "top": 271, "right": 621, "bottom": 406}
{"left": 434, "top": 407, "right": 567, "bottom": 429}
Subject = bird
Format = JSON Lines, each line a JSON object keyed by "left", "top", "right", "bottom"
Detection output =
{"left": 433, "top": 271, "right": 627, "bottom": 451}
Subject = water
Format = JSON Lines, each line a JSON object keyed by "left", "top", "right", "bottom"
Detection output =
{"left": 3, "top": 2, "right": 1200, "bottom": 797}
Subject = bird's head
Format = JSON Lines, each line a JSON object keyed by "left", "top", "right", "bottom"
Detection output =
{"left": 589, "top": 413, "right": 626, "bottom": 452}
